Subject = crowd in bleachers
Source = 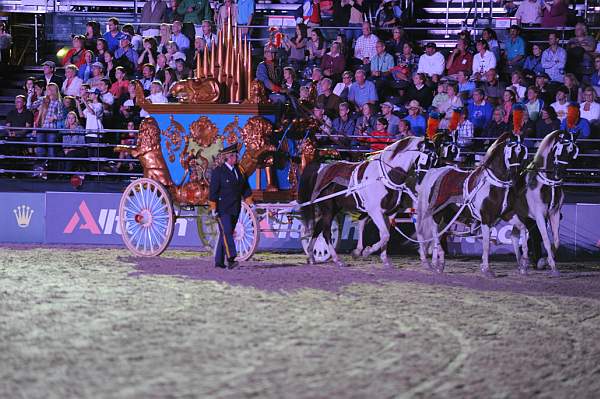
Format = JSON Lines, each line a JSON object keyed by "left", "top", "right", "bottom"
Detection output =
{"left": 1, "top": 0, "right": 600, "bottom": 177}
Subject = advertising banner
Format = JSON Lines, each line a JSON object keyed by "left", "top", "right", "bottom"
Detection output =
{"left": 0, "top": 193, "right": 46, "bottom": 243}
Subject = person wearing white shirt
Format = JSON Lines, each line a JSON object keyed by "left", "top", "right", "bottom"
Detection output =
{"left": 141, "top": 81, "right": 169, "bottom": 117}
{"left": 333, "top": 71, "right": 354, "bottom": 99}
{"left": 551, "top": 88, "right": 569, "bottom": 122}
{"left": 541, "top": 32, "right": 567, "bottom": 82}
{"left": 580, "top": 87, "right": 600, "bottom": 122}
{"left": 354, "top": 22, "right": 379, "bottom": 62}
{"left": 416, "top": 42, "right": 445, "bottom": 77}
{"left": 515, "top": 0, "right": 542, "bottom": 25}
{"left": 62, "top": 64, "right": 83, "bottom": 97}
{"left": 472, "top": 39, "right": 497, "bottom": 77}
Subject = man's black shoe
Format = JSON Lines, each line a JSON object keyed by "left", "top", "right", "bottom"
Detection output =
{"left": 227, "top": 260, "right": 239, "bottom": 269}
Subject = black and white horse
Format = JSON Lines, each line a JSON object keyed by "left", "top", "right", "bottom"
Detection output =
{"left": 503, "top": 130, "right": 579, "bottom": 277}
{"left": 298, "top": 137, "right": 437, "bottom": 268}
{"left": 416, "top": 133, "right": 529, "bottom": 277}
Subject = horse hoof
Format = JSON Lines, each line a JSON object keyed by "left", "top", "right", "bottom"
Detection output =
{"left": 307, "top": 258, "right": 316, "bottom": 265}
{"left": 481, "top": 268, "right": 496, "bottom": 278}
{"left": 383, "top": 261, "right": 393, "bottom": 269}
{"left": 335, "top": 260, "right": 349, "bottom": 268}
{"left": 362, "top": 246, "right": 372, "bottom": 257}
{"left": 518, "top": 267, "right": 528, "bottom": 276}
{"left": 351, "top": 249, "right": 362, "bottom": 259}
{"left": 536, "top": 258, "right": 547, "bottom": 270}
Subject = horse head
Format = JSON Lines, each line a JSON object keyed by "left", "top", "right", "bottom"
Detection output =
{"left": 433, "top": 130, "right": 460, "bottom": 165}
{"left": 503, "top": 134, "right": 528, "bottom": 185}
{"left": 382, "top": 137, "right": 437, "bottom": 185}
{"left": 550, "top": 130, "right": 579, "bottom": 180}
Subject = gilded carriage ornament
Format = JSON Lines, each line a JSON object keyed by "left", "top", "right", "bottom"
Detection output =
{"left": 243, "top": 79, "right": 269, "bottom": 104}
{"left": 162, "top": 115, "right": 186, "bottom": 165}
{"left": 170, "top": 77, "right": 221, "bottom": 103}
{"left": 130, "top": 117, "right": 172, "bottom": 187}
{"left": 222, "top": 116, "right": 243, "bottom": 145}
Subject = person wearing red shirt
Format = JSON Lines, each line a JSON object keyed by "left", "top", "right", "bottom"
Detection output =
{"left": 446, "top": 38, "right": 473, "bottom": 78}
{"left": 109, "top": 67, "right": 130, "bottom": 98}
{"left": 62, "top": 35, "right": 87, "bottom": 67}
{"left": 361, "top": 117, "right": 394, "bottom": 151}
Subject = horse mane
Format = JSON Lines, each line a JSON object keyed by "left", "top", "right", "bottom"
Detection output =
{"left": 530, "top": 130, "right": 560, "bottom": 170}
{"left": 481, "top": 132, "right": 512, "bottom": 167}
{"left": 389, "top": 136, "right": 421, "bottom": 158}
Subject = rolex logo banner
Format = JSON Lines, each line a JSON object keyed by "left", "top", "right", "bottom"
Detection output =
{"left": 0, "top": 193, "right": 46, "bottom": 243}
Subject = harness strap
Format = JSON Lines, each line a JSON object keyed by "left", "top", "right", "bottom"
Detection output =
{"left": 536, "top": 172, "right": 563, "bottom": 212}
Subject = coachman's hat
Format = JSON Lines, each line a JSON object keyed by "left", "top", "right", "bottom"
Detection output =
{"left": 221, "top": 144, "right": 239, "bottom": 155}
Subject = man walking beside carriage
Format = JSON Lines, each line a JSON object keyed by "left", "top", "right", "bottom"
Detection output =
{"left": 209, "top": 144, "right": 254, "bottom": 269}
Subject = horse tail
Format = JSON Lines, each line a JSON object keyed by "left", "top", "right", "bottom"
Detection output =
{"left": 298, "top": 161, "right": 321, "bottom": 232}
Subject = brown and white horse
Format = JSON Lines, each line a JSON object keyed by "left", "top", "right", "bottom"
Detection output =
{"left": 503, "top": 130, "right": 579, "bottom": 277}
{"left": 298, "top": 137, "right": 437, "bottom": 267}
{"left": 416, "top": 133, "right": 528, "bottom": 277}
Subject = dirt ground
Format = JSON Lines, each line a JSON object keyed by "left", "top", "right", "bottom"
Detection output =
{"left": 1, "top": 247, "right": 600, "bottom": 399}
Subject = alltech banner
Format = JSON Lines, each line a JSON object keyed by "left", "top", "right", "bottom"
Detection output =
{"left": 0, "top": 193, "right": 46, "bottom": 243}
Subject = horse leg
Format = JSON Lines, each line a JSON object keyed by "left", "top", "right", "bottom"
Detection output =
{"left": 480, "top": 224, "right": 495, "bottom": 278}
{"left": 352, "top": 217, "right": 367, "bottom": 258}
{"left": 362, "top": 212, "right": 392, "bottom": 268}
{"left": 306, "top": 218, "right": 323, "bottom": 265}
{"left": 415, "top": 214, "right": 433, "bottom": 271}
{"left": 534, "top": 214, "right": 559, "bottom": 277}
{"left": 510, "top": 218, "right": 529, "bottom": 275}
{"left": 323, "top": 213, "right": 347, "bottom": 268}
{"left": 547, "top": 211, "right": 561, "bottom": 277}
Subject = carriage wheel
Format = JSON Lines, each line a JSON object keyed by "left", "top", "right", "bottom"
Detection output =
{"left": 197, "top": 202, "right": 259, "bottom": 262}
{"left": 119, "top": 178, "right": 174, "bottom": 257}
{"left": 196, "top": 206, "right": 219, "bottom": 251}
{"left": 301, "top": 218, "right": 341, "bottom": 263}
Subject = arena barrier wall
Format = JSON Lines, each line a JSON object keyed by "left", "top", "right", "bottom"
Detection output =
{"left": 1, "top": 192, "right": 599, "bottom": 257}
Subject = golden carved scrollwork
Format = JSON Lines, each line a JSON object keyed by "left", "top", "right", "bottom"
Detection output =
{"left": 237, "top": 116, "right": 275, "bottom": 177}
{"left": 170, "top": 77, "right": 221, "bottom": 104}
{"left": 243, "top": 80, "right": 269, "bottom": 104}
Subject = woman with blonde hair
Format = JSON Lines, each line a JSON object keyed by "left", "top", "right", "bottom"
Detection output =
{"left": 30, "top": 82, "right": 65, "bottom": 159}
{"left": 61, "top": 111, "right": 86, "bottom": 172}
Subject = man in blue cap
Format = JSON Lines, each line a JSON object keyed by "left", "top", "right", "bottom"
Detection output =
{"left": 208, "top": 144, "right": 254, "bottom": 269}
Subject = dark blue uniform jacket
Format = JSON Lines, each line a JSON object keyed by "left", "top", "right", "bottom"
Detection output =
{"left": 209, "top": 164, "right": 252, "bottom": 215}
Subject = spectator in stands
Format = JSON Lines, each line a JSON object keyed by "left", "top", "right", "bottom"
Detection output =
{"left": 542, "top": 33, "right": 567, "bottom": 83}
{"left": 162, "top": 67, "right": 177, "bottom": 97}
{"left": 41, "top": 61, "right": 63, "bottom": 87}
{"left": 171, "top": 20, "right": 190, "bottom": 53}
{"left": 216, "top": 0, "right": 238, "bottom": 29}
{"left": 198, "top": 21, "right": 217, "bottom": 48}
{"left": 23, "top": 77, "right": 35, "bottom": 97}
{"left": 369, "top": 40, "right": 394, "bottom": 93}
{"left": 87, "top": 62, "right": 105, "bottom": 88}
{"left": 140, "top": 64, "right": 156, "bottom": 92}
{"left": 467, "top": 88, "right": 493, "bottom": 134}
{"left": 333, "top": 70, "right": 353, "bottom": 100}
{"left": 30, "top": 82, "right": 65, "bottom": 160}
{"left": 103, "top": 17, "right": 125, "bottom": 53}
{"left": 78, "top": 51, "right": 94, "bottom": 82}
{"left": 380, "top": 101, "right": 400, "bottom": 135}
{"left": 523, "top": 43, "right": 544, "bottom": 82}
{"left": 174, "top": 58, "right": 191, "bottom": 80}
{"left": 485, "top": 106, "right": 509, "bottom": 139}
{"left": 110, "top": 66, "right": 129, "bottom": 98}
{"left": 501, "top": 89, "right": 517, "bottom": 123}
{"left": 166, "top": 41, "right": 186, "bottom": 69}
{"left": 403, "top": 100, "right": 426, "bottom": 137}
{"left": 457, "top": 70, "right": 475, "bottom": 96}
{"left": 316, "top": 78, "right": 341, "bottom": 119}
{"left": 431, "top": 80, "right": 448, "bottom": 110}
{"left": 237, "top": 0, "right": 254, "bottom": 38}
{"left": 535, "top": 106, "right": 561, "bottom": 138}
{"left": 157, "top": 23, "right": 172, "bottom": 54}
{"left": 417, "top": 42, "right": 445, "bottom": 79}
{"left": 84, "top": 21, "right": 101, "bottom": 51}
{"left": 280, "top": 66, "right": 299, "bottom": 97}
{"left": 27, "top": 80, "right": 45, "bottom": 111}
{"left": 256, "top": 46, "right": 283, "bottom": 96}
{"left": 353, "top": 22, "right": 379, "bottom": 67}
{"left": 348, "top": 69, "right": 377, "bottom": 109}
{"left": 94, "top": 38, "right": 109, "bottom": 64}
{"left": 311, "top": 68, "right": 324, "bottom": 95}
{"left": 306, "top": 28, "right": 327, "bottom": 66}
{"left": 62, "top": 35, "right": 87, "bottom": 67}
{"left": 560, "top": 102, "right": 591, "bottom": 138}
{"left": 122, "top": 24, "right": 143, "bottom": 53}
{"left": 482, "top": 69, "right": 506, "bottom": 105}
{"left": 456, "top": 107, "right": 474, "bottom": 149}
{"left": 505, "top": 25, "right": 526, "bottom": 74}
{"left": 375, "top": 0, "right": 400, "bottom": 32}
{"left": 312, "top": 103, "right": 333, "bottom": 138}
{"left": 321, "top": 41, "right": 345, "bottom": 80}
{"left": 397, "top": 42, "right": 419, "bottom": 77}
{"left": 62, "top": 64, "right": 83, "bottom": 98}
{"left": 147, "top": 81, "right": 169, "bottom": 104}
{"left": 165, "top": 0, "right": 180, "bottom": 23}
{"left": 61, "top": 111, "right": 86, "bottom": 172}
{"left": 119, "top": 81, "right": 142, "bottom": 123}
{"left": 355, "top": 103, "right": 377, "bottom": 135}
{"left": 525, "top": 86, "right": 544, "bottom": 122}
{"left": 515, "top": 0, "right": 542, "bottom": 26}
{"left": 481, "top": 28, "right": 500, "bottom": 62}
{"left": 306, "top": 0, "right": 321, "bottom": 28}
{"left": 541, "top": 0, "right": 568, "bottom": 28}
{"left": 563, "top": 73, "right": 580, "bottom": 102}
{"left": 472, "top": 39, "right": 496, "bottom": 78}
{"left": 155, "top": 53, "right": 168, "bottom": 80}
{"left": 178, "top": 0, "right": 213, "bottom": 33}
{"left": 580, "top": 86, "right": 600, "bottom": 123}
{"left": 0, "top": 21, "right": 11, "bottom": 64}
{"left": 140, "top": 0, "right": 167, "bottom": 37}
{"left": 405, "top": 73, "right": 433, "bottom": 109}
{"left": 103, "top": 51, "right": 117, "bottom": 82}
{"left": 566, "top": 23, "right": 596, "bottom": 82}
{"left": 345, "top": 0, "right": 366, "bottom": 44}
{"left": 397, "top": 119, "right": 412, "bottom": 138}
{"left": 438, "top": 82, "right": 463, "bottom": 129}
{"left": 446, "top": 38, "right": 473, "bottom": 79}
{"left": 114, "top": 34, "right": 138, "bottom": 74}
{"left": 4, "top": 96, "right": 34, "bottom": 153}
{"left": 508, "top": 71, "right": 526, "bottom": 100}
{"left": 362, "top": 117, "right": 393, "bottom": 151}
{"left": 332, "top": 102, "right": 356, "bottom": 145}
{"left": 138, "top": 38, "right": 157, "bottom": 74}
{"left": 117, "top": 120, "right": 137, "bottom": 171}
{"left": 79, "top": 87, "right": 104, "bottom": 131}
{"left": 551, "top": 85, "right": 569, "bottom": 121}
{"left": 98, "top": 79, "right": 114, "bottom": 125}
{"left": 386, "top": 27, "right": 406, "bottom": 62}
{"left": 535, "top": 72, "right": 554, "bottom": 105}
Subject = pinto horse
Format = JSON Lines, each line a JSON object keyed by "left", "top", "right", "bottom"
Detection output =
{"left": 298, "top": 136, "right": 436, "bottom": 268}
{"left": 503, "top": 130, "right": 579, "bottom": 277}
{"left": 416, "top": 133, "right": 528, "bottom": 277}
